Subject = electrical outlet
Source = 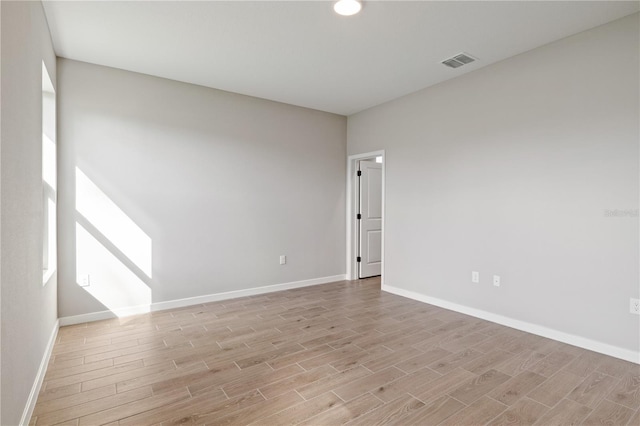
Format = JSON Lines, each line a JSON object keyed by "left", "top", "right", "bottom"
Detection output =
{"left": 493, "top": 275, "right": 500, "bottom": 287}
{"left": 79, "top": 274, "right": 90, "bottom": 287}
{"left": 471, "top": 271, "right": 479, "bottom": 283}
{"left": 279, "top": 255, "right": 286, "bottom": 265}
{"left": 630, "top": 298, "right": 640, "bottom": 315}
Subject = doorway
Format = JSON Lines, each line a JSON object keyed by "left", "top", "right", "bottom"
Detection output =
{"left": 347, "top": 151, "right": 385, "bottom": 282}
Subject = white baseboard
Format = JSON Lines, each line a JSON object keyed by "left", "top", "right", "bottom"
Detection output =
{"left": 21, "top": 319, "right": 59, "bottom": 426}
{"left": 59, "top": 274, "right": 347, "bottom": 326}
{"left": 382, "top": 284, "right": 640, "bottom": 364}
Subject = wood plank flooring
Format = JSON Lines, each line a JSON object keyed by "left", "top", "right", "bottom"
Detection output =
{"left": 32, "top": 278, "right": 640, "bottom": 425}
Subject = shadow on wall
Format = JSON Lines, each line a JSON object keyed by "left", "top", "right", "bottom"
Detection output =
{"left": 74, "top": 167, "right": 152, "bottom": 316}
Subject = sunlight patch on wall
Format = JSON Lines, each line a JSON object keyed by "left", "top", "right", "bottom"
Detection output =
{"left": 75, "top": 167, "right": 152, "bottom": 277}
{"left": 76, "top": 223, "right": 151, "bottom": 315}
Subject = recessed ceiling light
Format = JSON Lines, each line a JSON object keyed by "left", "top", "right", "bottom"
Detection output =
{"left": 334, "top": 0, "right": 362, "bottom": 16}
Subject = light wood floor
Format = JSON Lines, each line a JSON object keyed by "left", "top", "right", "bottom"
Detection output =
{"left": 32, "top": 278, "right": 639, "bottom": 425}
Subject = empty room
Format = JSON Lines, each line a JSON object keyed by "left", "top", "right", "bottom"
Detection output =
{"left": 1, "top": 0, "right": 639, "bottom": 425}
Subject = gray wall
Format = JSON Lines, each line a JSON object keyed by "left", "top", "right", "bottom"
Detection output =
{"left": 57, "top": 59, "right": 347, "bottom": 318}
{"left": 1, "top": 1, "right": 58, "bottom": 424}
{"left": 348, "top": 14, "right": 639, "bottom": 353}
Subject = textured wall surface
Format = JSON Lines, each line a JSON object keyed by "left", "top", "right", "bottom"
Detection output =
{"left": 348, "top": 14, "right": 639, "bottom": 353}
{"left": 57, "top": 59, "right": 347, "bottom": 318}
{"left": 1, "top": 1, "right": 58, "bottom": 424}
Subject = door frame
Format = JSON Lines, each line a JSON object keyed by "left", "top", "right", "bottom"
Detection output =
{"left": 346, "top": 150, "right": 385, "bottom": 283}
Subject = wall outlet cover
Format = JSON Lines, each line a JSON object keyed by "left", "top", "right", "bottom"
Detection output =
{"left": 79, "top": 274, "right": 90, "bottom": 287}
{"left": 630, "top": 298, "right": 640, "bottom": 315}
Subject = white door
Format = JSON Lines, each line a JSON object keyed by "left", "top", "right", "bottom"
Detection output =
{"left": 358, "top": 160, "right": 382, "bottom": 278}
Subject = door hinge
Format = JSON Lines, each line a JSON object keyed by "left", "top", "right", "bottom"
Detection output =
{"left": 357, "top": 213, "right": 361, "bottom": 220}
{"left": 357, "top": 170, "right": 362, "bottom": 176}
{"left": 357, "top": 256, "right": 362, "bottom": 262}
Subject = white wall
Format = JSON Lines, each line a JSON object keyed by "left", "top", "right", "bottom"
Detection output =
{"left": 1, "top": 1, "right": 58, "bottom": 424}
{"left": 57, "top": 59, "right": 347, "bottom": 318}
{"left": 348, "top": 14, "right": 639, "bottom": 356}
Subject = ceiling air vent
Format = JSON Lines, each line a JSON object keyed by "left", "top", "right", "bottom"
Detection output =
{"left": 441, "top": 53, "right": 477, "bottom": 69}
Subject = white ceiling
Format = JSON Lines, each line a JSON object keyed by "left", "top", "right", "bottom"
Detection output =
{"left": 42, "top": 1, "right": 639, "bottom": 116}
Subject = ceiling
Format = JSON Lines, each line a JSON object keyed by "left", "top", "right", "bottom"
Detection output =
{"left": 42, "top": 1, "right": 639, "bottom": 116}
